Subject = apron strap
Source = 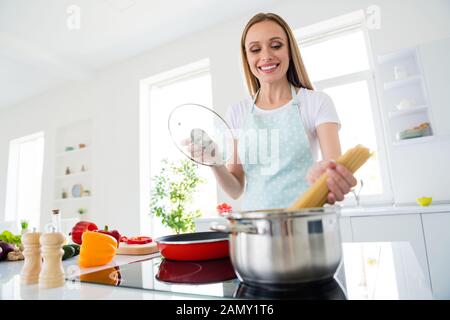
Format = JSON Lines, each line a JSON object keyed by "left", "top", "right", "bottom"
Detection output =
{"left": 249, "top": 84, "right": 307, "bottom": 141}
{"left": 251, "top": 88, "right": 260, "bottom": 114}
{"left": 290, "top": 84, "right": 300, "bottom": 106}
{"left": 252, "top": 84, "right": 299, "bottom": 112}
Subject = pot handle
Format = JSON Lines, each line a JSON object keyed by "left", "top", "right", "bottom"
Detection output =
{"left": 210, "top": 222, "right": 257, "bottom": 234}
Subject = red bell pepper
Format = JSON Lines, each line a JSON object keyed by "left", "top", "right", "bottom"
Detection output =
{"left": 97, "top": 226, "right": 121, "bottom": 247}
{"left": 70, "top": 221, "right": 98, "bottom": 245}
{"left": 120, "top": 236, "right": 152, "bottom": 245}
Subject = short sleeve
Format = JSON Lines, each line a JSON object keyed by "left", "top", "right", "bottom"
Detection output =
{"left": 314, "top": 93, "right": 341, "bottom": 130}
{"left": 225, "top": 101, "right": 249, "bottom": 138}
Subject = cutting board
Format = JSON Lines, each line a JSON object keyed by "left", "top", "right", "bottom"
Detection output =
{"left": 116, "top": 242, "right": 159, "bottom": 255}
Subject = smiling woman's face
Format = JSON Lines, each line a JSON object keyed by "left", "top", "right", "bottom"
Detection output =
{"left": 244, "top": 20, "right": 290, "bottom": 85}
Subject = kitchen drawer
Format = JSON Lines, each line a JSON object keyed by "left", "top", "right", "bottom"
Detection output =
{"left": 350, "top": 214, "right": 431, "bottom": 289}
{"left": 421, "top": 211, "right": 450, "bottom": 299}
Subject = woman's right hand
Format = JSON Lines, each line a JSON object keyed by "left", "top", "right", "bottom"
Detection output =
{"left": 180, "top": 129, "right": 224, "bottom": 166}
{"left": 306, "top": 160, "right": 357, "bottom": 204}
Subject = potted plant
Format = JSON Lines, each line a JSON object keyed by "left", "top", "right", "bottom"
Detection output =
{"left": 150, "top": 158, "right": 205, "bottom": 234}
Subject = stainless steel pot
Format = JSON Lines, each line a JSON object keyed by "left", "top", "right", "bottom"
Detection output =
{"left": 210, "top": 207, "right": 342, "bottom": 286}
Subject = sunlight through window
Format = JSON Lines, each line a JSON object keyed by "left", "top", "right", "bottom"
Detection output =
{"left": 149, "top": 68, "right": 217, "bottom": 236}
{"left": 4, "top": 132, "right": 45, "bottom": 230}
{"left": 298, "top": 28, "right": 390, "bottom": 201}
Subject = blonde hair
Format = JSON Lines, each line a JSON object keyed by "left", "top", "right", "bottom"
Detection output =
{"left": 240, "top": 13, "right": 314, "bottom": 96}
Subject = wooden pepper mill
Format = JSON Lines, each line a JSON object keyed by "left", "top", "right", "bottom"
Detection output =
{"left": 39, "top": 228, "right": 66, "bottom": 289}
{"left": 20, "top": 229, "right": 42, "bottom": 285}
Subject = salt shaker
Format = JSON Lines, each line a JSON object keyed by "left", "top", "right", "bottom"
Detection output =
{"left": 20, "top": 228, "right": 42, "bottom": 285}
{"left": 39, "top": 228, "right": 65, "bottom": 289}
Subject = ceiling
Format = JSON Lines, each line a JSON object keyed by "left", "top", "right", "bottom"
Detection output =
{"left": 0, "top": 0, "right": 279, "bottom": 109}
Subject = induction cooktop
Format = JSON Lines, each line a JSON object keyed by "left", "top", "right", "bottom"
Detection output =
{"left": 70, "top": 256, "right": 347, "bottom": 300}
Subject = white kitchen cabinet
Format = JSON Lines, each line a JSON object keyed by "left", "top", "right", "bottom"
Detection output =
{"left": 339, "top": 216, "right": 352, "bottom": 242}
{"left": 376, "top": 47, "right": 433, "bottom": 145}
{"left": 418, "top": 36, "right": 450, "bottom": 136}
{"left": 350, "top": 214, "right": 431, "bottom": 288}
{"left": 53, "top": 119, "right": 93, "bottom": 220}
{"left": 421, "top": 211, "right": 450, "bottom": 299}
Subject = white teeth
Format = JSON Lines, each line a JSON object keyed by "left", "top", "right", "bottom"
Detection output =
{"left": 260, "top": 64, "right": 277, "bottom": 71}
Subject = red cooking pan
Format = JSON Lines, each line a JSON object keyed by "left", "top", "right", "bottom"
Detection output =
{"left": 155, "top": 231, "right": 229, "bottom": 261}
{"left": 156, "top": 258, "right": 236, "bottom": 284}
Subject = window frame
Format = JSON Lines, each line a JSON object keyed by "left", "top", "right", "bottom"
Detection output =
{"left": 4, "top": 131, "right": 45, "bottom": 227}
{"left": 139, "top": 59, "right": 218, "bottom": 236}
{"left": 297, "top": 21, "right": 394, "bottom": 205}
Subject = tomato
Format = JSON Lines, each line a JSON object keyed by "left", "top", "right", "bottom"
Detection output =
{"left": 120, "top": 236, "right": 152, "bottom": 245}
{"left": 216, "top": 203, "right": 232, "bottom": 215}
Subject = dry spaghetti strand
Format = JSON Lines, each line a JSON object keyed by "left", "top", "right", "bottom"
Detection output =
{"left": 288, "top": 144, "right": 371, "bottom": 210}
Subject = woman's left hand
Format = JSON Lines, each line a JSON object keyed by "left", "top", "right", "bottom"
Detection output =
{"left": 306, "top": 160, "right": 357, "bottom": 204}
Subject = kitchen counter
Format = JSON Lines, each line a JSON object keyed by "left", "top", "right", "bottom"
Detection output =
{"left": 196, "top": 204, "right": 450, "bottom": 226}
{"left": 340, "top": 203, "right": 450, "bottom": 217}
{"left": 0, "top": 253, "right": 210, "bottom": 300}
{"left": 0, "top": 242, "right": 433, "bottom": 300}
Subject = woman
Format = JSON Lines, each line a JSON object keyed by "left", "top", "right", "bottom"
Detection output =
{"left": 191, "top": 13, "right": 357, "bottom": 211}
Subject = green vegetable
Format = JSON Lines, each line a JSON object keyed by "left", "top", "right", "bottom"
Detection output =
{"left": 62, "top": 245, "right": 76, "bottom": 260}
{"left": 0, "top": 230, "right": 22, "bottom": 246}
{"left": 68, "top": 244, "right": 80, "bottom": 255}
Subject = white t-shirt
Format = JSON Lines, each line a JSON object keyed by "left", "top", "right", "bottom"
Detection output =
{"left": 225, "top": 87, "right": 341, "bottom": 162}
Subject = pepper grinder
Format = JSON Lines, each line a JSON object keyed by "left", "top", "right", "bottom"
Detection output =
{"left": 39, "top": 227, "right": 65, "bottom": 289}
{"left": 20, "top": 228, "right": 42, "bottom": 285}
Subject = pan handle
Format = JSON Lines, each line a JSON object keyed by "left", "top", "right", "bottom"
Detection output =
{"left": 210, "top": 222, "right": 257, "bottom": 234}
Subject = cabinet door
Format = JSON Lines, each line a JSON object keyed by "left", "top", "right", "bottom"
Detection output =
{"left": 421, "top": 212, "right": 450, "bottom": 299}
{"left": 339, "top": 216, "right": 352, "bottom": 242}
{"left": 350, "top": 214, "right": 431, "bottom": 288}
{"left": 419, "top": 36, "right": 450, "bottom": 136}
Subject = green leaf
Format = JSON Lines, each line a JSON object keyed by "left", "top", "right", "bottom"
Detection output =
{"left": 0, "top": 230, "right": 22, "bottom": 246}
{"left": 149, "top": 158, "right": 205, "bottom": 234}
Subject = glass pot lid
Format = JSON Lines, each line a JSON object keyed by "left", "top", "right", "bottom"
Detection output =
{"left": 168, "top": 103, "right": 235, "bottom": 166}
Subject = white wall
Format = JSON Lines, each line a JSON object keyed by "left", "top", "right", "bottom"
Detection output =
{"left": 1, "top": 0, "right": 449, "bottom": 235}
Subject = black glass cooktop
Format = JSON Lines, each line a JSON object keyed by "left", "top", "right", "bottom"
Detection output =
{"left": 71, "top": 256, "right": 347, "bottom": 300}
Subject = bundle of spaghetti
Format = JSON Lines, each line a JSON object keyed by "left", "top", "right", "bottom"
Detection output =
{"left": 288, "top": 144, "right": 372, "bottom": 210}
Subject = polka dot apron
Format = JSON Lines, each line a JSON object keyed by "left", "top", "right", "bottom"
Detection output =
{"left": 238, "top": 84, "right": 314, "bottom": 211}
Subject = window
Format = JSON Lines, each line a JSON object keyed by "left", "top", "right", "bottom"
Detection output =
{"left": 145, "top": 59, "right": 217, "bottom": 236}
{"left": 4, "top": 132, "right": 45, "bottom": 230}
{"left": 297, "top": 16, "right": 392, "bottom": 204}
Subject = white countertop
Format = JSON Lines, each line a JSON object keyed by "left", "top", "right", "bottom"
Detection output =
{"left": 196, "top": 204, "right": 450, "bottom": 223}
{"left": 340, "top": 203, "right": 450, "bottom": 217}
{"left": 0, "top": 242, "right": 434, "bottom": 300}
{"left": 0, "top": 254, "right": 213, "bottom": 300}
